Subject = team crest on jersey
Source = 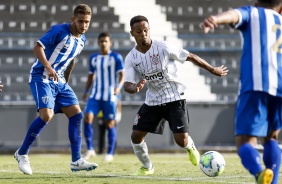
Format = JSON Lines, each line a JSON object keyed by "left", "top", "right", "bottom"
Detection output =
{"left": 64, "top": 44, "right": 70, "bottom": 49}
{"left": 41, "top": 95, "right": 49, "bottom": 104}
{"left": 150, "top": 54, "right": 159, "bottom": 65}
{"left": 133, "top": 114, "right": 140, "bottom": 125}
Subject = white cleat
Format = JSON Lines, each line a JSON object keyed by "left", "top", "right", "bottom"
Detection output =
{"left": 82, "top": 150, "right": 96, "bottom": 160}
{"left": 14, "top": 149, "right": 32, "bottom": 175}
{"left": 70, "top": 158, "right": 98, "bottom": 172}
{"left": 103, "top": 154, "right": 114, "bottom": 162}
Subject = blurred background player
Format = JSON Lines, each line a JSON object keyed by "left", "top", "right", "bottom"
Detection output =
{"left": 202, "top": 0, "right": 282, "bottom": 184}
{"left": 14, "top": 4, "right": 98, "bottom": 175}
{"left": 82, "top": 32, "right": 124, "bottom": 162}
{"left": 96, "top": 93, "right": 122, "bottom": 155}
{"left": 123, "top": 15, "right": 228, "bottom": 176}
{"left": 0, "top": 81, "right": 3, "bottom": 92}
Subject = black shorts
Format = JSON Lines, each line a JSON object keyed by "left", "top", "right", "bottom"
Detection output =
{"left": 132, "top": 100, "right": 190, "bottom": 134}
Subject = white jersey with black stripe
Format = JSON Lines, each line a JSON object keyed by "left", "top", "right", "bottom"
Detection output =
{"left": 124, "top": 40, "right": 190, "bottom": 106}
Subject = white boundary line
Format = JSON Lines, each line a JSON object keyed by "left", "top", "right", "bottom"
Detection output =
{"left": 0, "top": 170, "right": 257, "bottom": 184}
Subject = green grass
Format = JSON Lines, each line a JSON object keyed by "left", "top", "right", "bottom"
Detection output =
{"left": 1, "top": 153, "right": 281, "bottom": 184}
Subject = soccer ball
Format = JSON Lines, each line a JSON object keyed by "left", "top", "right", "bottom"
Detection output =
{"left": 199, "top": 151, "right": 225, "bottom": 177}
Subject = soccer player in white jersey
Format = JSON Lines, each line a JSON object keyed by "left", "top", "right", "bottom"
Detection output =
{"left": 14, "top": 4, "right": 98, "bottom": 175}
{"left": 123, "top": 15, "right": 228, "bottom": 176}
{"left": 82, "top": 32, "right": 124, "bottom": 162}
{"left": 202, "top": 0, "right": 282, "bottom": 183}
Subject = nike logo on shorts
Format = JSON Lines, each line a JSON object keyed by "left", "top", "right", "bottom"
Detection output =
{"left": 177, "top": 125, "right": 185, "bottom": 129}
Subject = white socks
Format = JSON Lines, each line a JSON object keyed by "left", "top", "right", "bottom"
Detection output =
{"left": 185, "top": 136, "right": 194, "bottom": 149}
{"left": 131, "top": 140, "right": 152, "bottom": 169}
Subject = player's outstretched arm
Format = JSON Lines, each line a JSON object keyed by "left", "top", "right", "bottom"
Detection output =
{"left": 124, "top": 79, "right": 146, "bottom": 94}
{"left": 187, "top": 53, "right": 228, "bottom": 77}
{"left": 201, "top": 10, "right": 239, "bottom": 33}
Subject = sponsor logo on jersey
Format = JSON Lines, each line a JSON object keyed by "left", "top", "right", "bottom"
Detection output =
{"left": 144, "top": 71, "right": 164, "bottom": 81}
{"left": 150, "top": 54, "right": 159, "bottom": 65}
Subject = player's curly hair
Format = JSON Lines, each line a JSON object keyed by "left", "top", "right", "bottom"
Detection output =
{"left": 73, "top": 4, "right": 92, "bottom": 16}
{"left": 258, "top": 0, "right": 282, "bottom": 6}
{"left": 130, "top": 15, "right": 149, "bottom": 27}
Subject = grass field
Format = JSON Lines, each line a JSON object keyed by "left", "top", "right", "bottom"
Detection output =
{"left": 1, "top": 153, "right": 281, "bottom": 184}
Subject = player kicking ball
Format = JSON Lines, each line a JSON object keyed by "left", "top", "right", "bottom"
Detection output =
{"left": 123, "top": 15, "right": 228, "bottom": 175}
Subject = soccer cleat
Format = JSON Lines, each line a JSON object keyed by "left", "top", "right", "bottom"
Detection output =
{"left": 186, "top": 142, "right": 200, "bottom": 166}
{"left": 133, "top": 166, "right": 154, "bottom": 176}
{"left": 82, "top": 150, "right": 96, "bottom": 160}
{"left": 70, "top": 158, "right": 98, "bottom": 172}
{"left": 103, "top": 154, "right": 114, "bottom": 162}
{"left": 256, "top": 169, "right": 273, "bottom": 184}
{"left": 14, "top": 149, "right": 32, "bottom": 175}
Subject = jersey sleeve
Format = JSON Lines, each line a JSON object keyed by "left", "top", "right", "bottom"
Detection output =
{"left": 88, "top": 55, "right": 96, "bottom": 74}
{"left": 233, "top": 6, "right": 252, "bottom": 29}
{"left": 115, "top": 53, "right": 125, "bottom": 73}
{"left": 164, "top": 41, "right": 189, "bottom": 63}
{"left": 124, "top": 54, "right": 138, "bottom": 83}
{"left": 37, "top": 25, "right": 64, "bottom": 49}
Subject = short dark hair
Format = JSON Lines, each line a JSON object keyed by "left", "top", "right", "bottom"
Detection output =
{"left": 98, "top": 32, "right": 111, "bottom": 40}
{"left": 73, "top": 4, "right": 92, "bottom": 16}
{"left": 130, "top": 15, "right": 149, "bottom": 27}
{"left": 257, "top": 0, "right": 282, "bottom": 6}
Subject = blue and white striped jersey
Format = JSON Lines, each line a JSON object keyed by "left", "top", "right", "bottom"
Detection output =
{"left": 29, "top": 23, "right": 86, "bottom": 83}
{"left": 235, "top": 6, "right": 282, "bottom": 97}
{"left": 88, "top": 51, "right": 124, "bottom": 101}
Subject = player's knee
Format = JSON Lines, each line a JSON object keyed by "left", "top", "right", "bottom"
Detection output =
{"left": 106, "top": 120, "right": 115, "bottom": 128}
{"left": 76, "top": 111, "right": 83, "bottom": 120}
{"left": 39, "top": 111, "right": 54, "bottom": 122}
{"left": 131, "top": 131, "right": 145, "bottom": 144}
{"left": 83, "top": 113, "right": 93, "bottom": 123}
{"left": 70, "top": 112, "right": 83, "bottom": 123}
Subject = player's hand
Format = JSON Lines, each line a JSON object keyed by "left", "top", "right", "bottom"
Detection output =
{"left": 211, "top": 65, "right": 228, "bottom": 77}
{"left": 135, "top": 79, "right": 146, "bottom": 93}
{"left": 46, "top": 67, "right": 58, "bottom": 82}
{"left": 202, "top": 15, "right": 218, "bottom": 33}
{"left": 0, "top": 81, "right": 3, "bottom": 92}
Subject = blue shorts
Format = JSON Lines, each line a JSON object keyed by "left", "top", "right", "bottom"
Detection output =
{"left": 235, "top": 91, "right": 282, "bottom": 137}
{"left": 29, "top": 82, "right": 79, "bottom": 113}
{"left": 84, "top": 98, "right": 117, "bottom": 120}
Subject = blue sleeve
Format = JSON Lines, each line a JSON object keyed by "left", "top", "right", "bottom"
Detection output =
{"left": 89, "top": 55, "right": 96, "bottom": 73}
{"left": 235, "top": 6, "right": 253, "bottom": 30}
{"left": 115, "top": 53, "right": 124, "bottom": 72}
{"left": 38, "top": 25, "right": 65, "bottom": 49}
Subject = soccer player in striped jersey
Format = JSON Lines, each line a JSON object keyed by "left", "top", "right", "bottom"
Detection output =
{"left": 202, "top": 0, "right": 282, "bottom": 183}
{"left": 82, "top": 32, "right": 124, "bottom": 162}
{"left": 124, "top": 15, "right": 228, "bottom": 176}
{"left": 14, "top": 4, "right": 98, "bottom": 175}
